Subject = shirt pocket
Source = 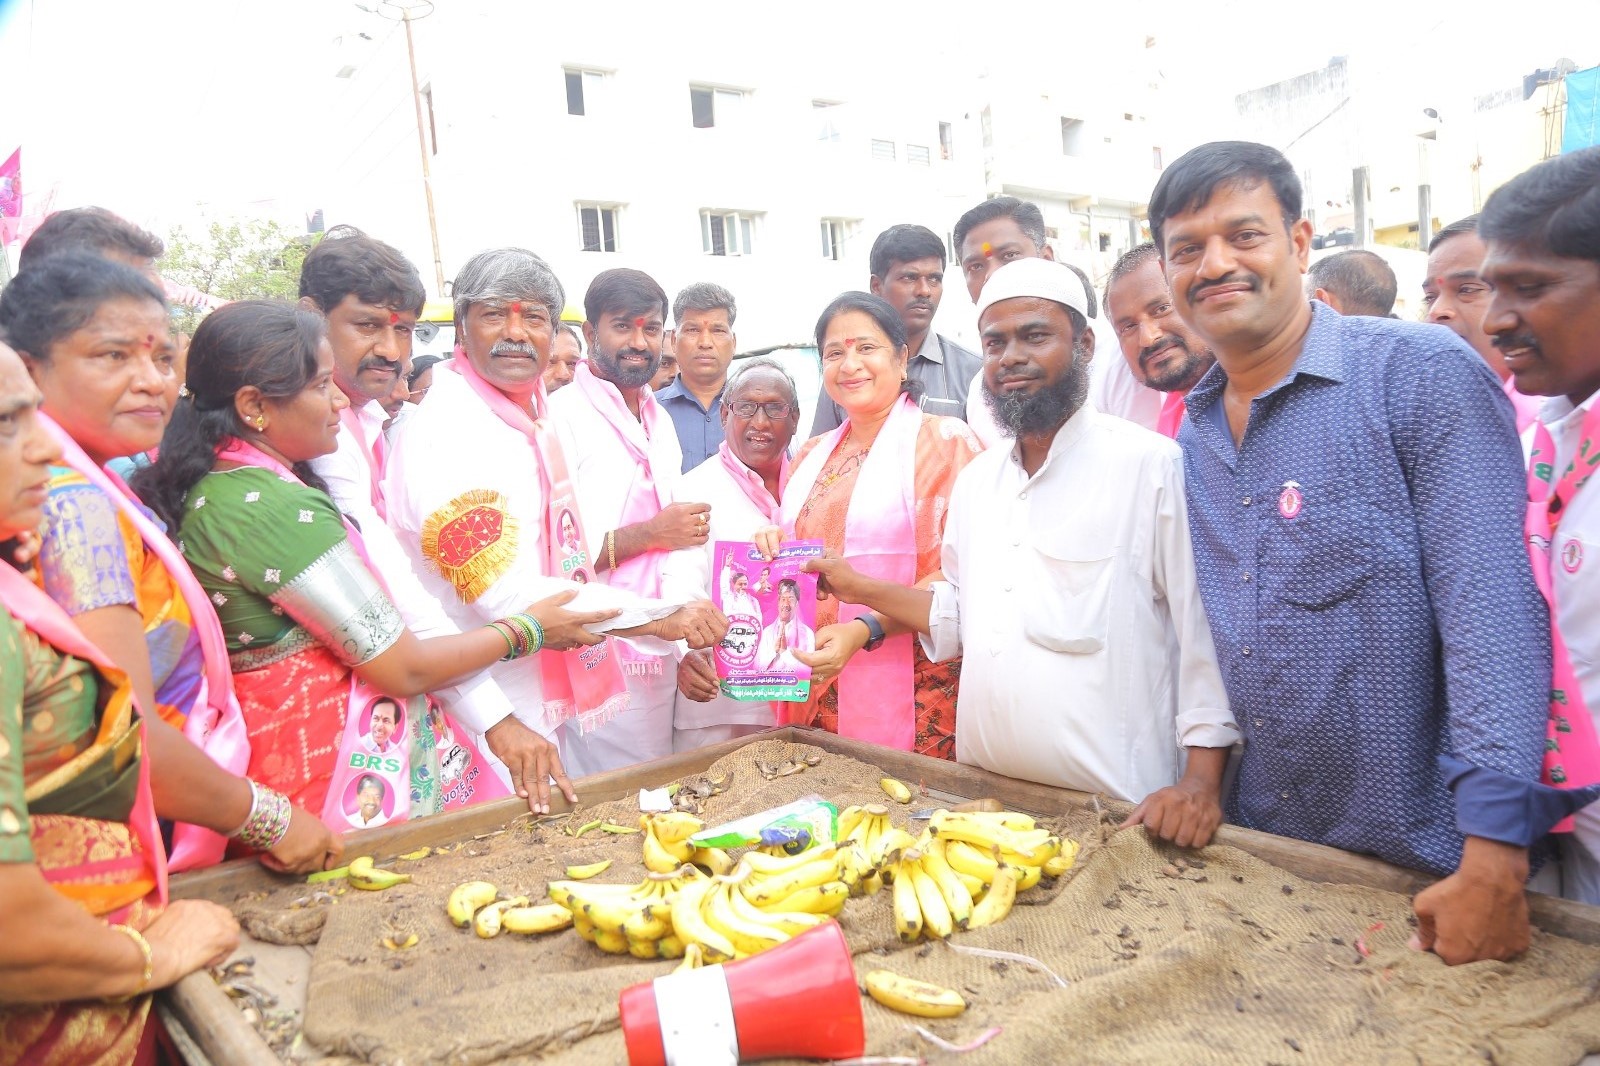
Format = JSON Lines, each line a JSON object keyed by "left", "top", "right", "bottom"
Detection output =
{"left": 1024, "top": 529, "right": 1114, "bottom": 654}
{"left": 1264, "top": 490, "right": 1378, "bottom": 611}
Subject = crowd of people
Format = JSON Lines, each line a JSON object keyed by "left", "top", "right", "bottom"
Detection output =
{"left": 1, "top": 136, "right": 1598, "bottom": 1055}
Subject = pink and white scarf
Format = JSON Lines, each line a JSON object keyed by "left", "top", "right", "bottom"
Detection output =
{"left": 716, "top": 439, "right": 786, "bottom": 525}
{"left": 451, "top": 351, "right": 631, "bottom": 731}
{"left": 781, "top": 394, "right": 921, "bottom": 749}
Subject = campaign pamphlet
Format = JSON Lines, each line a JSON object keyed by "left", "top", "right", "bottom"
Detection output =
{"left": 711, "top": 539, "right": 822, "bottom": 702}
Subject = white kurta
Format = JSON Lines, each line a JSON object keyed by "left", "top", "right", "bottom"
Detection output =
{"left": 381, "top": 369, "right": 679, "bottom": 763}
{"left": 924, "top": 403, "right": 1238, "bottom": 802}
{"left": 548, "top": 380, "right": 686, "bottom": 776}
{"left": 310, "top": 398, "right": 517, "bottom": 739}
{"left": 1523, "top": 393, "right": 1600, "bottom": 904}
{"left": 658, "top": 455, "right": 785, "bottom": 741}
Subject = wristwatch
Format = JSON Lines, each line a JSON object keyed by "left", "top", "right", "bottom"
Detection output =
{"left": 855, "top": 614, "right": 887, "bottom": 652}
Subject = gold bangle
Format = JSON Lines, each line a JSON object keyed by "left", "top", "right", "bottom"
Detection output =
{"left": 606, "top": 530, "right": 617, "bottom": 571}
{"left": 107, "top": 923, "right": 154, "bottom": 1003}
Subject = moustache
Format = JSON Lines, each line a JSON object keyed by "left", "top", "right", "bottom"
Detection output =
{"left": 906, "top": 302, "right": 934, "bottom": 313}
{"left": 1492, "top": 332, "right": 1539, "bottom": 352}
{"left": 1188, "top": 274, "right": 1258, "bottom": 303}
{"left": 1139, "top": 337, "right": 1187, "bottom": 365}
{"left": 610, "top": 347, "right": 653, "bottom": 360}
{"left": 491, "top": 341, "right": 539, "bottom": 357}
{"left": 359, "top": 356, "right": 399, "bottom": 375}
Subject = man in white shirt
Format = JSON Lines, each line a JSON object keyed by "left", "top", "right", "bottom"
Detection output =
{"left": 1103, "top": 242, "right": 1217, "bottom": 439}
{"left": 364, "top": 698, "right": 401, "bottom": 754}
{"left": 548, "top": 267, "right": 720, "bottom": 775}
{"left": 756, "top": 579, "right": 815, "bottom": 671}
{"left": 353, "top": 775, "right": 388, "bottom": 828}
{"left": 1479, "top": 146, "right": 1600, "bottom": 902}
{"left": 800, "top": 256, "right": 1239, "bottom": 846}
{"left": 383, "top": 249, "right": 726, "bottom": 788}
{"left": 299, "top": 228, "right": 557, "bottom": 809}
{"left": 662, "top": 357, "right": 801, "bottom": 750}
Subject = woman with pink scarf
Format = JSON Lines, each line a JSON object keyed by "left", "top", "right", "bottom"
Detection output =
{"left": 762, "top": 293, "right": 981, "bottom": 760}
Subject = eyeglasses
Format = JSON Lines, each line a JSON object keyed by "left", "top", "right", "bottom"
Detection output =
{"left": 726, "top": 401, "right": 794, "bottom": 420}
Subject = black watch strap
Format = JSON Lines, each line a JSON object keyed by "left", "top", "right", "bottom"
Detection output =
{"left": 856, "top": 613, "right": 887, "bottom": 652}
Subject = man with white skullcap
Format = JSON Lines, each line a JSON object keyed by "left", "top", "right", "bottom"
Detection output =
{"left": 802, "top": 256, "right": 1240, "bottom": 846}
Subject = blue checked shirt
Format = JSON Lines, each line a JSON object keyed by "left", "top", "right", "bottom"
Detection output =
{"left": 1181, "top": 301, "right": 1556, "bottom": 877}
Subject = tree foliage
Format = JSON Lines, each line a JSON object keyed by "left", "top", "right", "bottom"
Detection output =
{"left": 161, "top": 218, "right": 313, "bottom": 332}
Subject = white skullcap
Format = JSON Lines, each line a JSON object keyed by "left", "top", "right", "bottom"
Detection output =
{"left": 975, "top": 257, "right": 1091, "bottom": 326}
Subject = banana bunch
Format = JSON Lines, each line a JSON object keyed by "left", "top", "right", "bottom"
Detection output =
{"left": 551, "top": 866, "right": 701, "bottom": 959}
{"left": 640, "top": 812, "right": 705, "bottom": 874}
{"left": 884, "top": 808, "right": 1078, "bottom": 942}
{"left": 671, "top": 850, "right": 850, "bottom": 963}
{"left": 836, "top": 803, "right": 916, "bottom": 893}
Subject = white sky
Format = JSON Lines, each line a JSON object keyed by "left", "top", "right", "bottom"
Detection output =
{"left": 2, "top": 0, "right": 1597, "bottom": 231}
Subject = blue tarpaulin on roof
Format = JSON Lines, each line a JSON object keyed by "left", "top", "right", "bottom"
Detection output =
{"left": 1564, "top": 66, "right": 1600, "bottom": 153}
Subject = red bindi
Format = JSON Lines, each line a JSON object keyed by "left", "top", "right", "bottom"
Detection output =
{"left": 389, "top": 311, "right": 400, "bottom": 326}
{"left": 981, "top": 242, "right": 993, "bottom": 258}
{"left": 634, "top": 317, "right": 646, "bottom": 329}
{"left": 510, "top": 301, "right": 523, "bottom": 315}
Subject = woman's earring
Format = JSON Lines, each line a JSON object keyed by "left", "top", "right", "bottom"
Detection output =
{"left": 253, "top": 416, "right": 267, "bottom": 431}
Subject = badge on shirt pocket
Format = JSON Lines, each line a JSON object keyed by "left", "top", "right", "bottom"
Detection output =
{"left": 1562, "top": 538, "right": 1583, "bottom": 574}
{"left": 1278, "top": 480, "right": 1304, "bottom": 520}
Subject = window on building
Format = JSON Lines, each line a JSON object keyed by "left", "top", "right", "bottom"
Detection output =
{"left": 691, "top": 86, "right": 744, "bottom": 128}
{"left": 422, "top": 84, "right": 438, "bottom": 154}
{"left": 565, "top": 69, "right": 604, "bottom": 116}
{"left": 702, "top": 210, "right": 757, "bottom": 256}
{"left": 577, "top": 204, "right": 619, "bottom": 253}
{"left": 871, "top": 138, "right": 896, "bottom": 162}
{"left": 906, "top": 144, "right": 931, "bottom": 166}
{"left": 938, "top": 121, "right": 954, "bottom": 161}
{"left": 820, "top": 218, "right": 858, "bottom": 260}
{"left": 814, "top": 100, "right": 842, "bottom": 143}
{"left": 1061, "top": 116, "right": 1085, "bottom": 156}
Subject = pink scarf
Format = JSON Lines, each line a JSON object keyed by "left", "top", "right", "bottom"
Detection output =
{"left": 451, "top": 351, "right": 630, "bottom": 731}
{"left": 1156, "top": 391, "right": 1187, "bottom": 439}
{"left": 781, "top": 395, "right": 920, "bottom": 749}
{"left": 1526, "top": 400, "right": 1600, "bottom": 829}
{"left": 716, "top": 440, "right": 786, "bottom": 525}
{"left": 0, "top": 560, "right": 168, "bottom": 908}
{"left": 338, "top": 403, "right": 387, "bottom": 521}
{"left": 41, "top": 415, "right": 249, "bottom": 871}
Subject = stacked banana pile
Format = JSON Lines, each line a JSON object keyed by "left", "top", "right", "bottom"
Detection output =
{"left": 640, "top": 811, "right": 734, "bottom": 876}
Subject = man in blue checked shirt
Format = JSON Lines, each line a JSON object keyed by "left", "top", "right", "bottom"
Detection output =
{"left": 1147, "top": 140, "right": 1593, "bottom": 966}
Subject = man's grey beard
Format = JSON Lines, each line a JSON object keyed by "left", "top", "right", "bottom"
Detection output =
{"left": 983, "top": 347, "right": 1091, "bottom": 437}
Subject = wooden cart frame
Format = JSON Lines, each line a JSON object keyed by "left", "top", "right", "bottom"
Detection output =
{"left": 160, "top": 726, "right": 1600, "bottom": 1065}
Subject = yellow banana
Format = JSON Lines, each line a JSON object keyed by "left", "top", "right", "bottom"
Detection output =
{"left": 474, "top": 896, "right": 530, "bottom": 938}
{"left": 573, "top": 912, "right": 598, "bottom": 942}
{"left": 726, "top": 880, "right": 827, "bottom": 935}
{"left": 921, "top": 841, "right": 973, "bottom": 929}
{"left": 593, "top": 927, "right": 631, "bottom": 954}
{"left": 944, "top": 839, "right": 1000, "bottom": 884}
{"left": 348, "top": 855, "right": 412, "bottom": 891}
{"left": 643, "top": 823, "right": 689, "bottom": 873}
{"left": 968, "top": 865, "right": 1018, "bottom": 929}
{"left": 906, "top": 855, "right": 953, "bottom": 938}
{"left": 691, "top": 846, "right": 735, "bottom": 876}
{"left": 892, "top": 865, "right": 923, "bottom": 943}
{"left": 740, "top": 854, "right": 842, "bottom": 906}
{"left": 1042, "top": 839, "right": 1080, "bottom": 878}
{"left": 583, "top": 892, "right": 658, "bottom": 936}
{"left": 836, "top": 804, "right": 866, "bottom": 839}
{"left": 619, "top": 900, "right": 675, "bottom": 941}
{"left": 860, "top": 871, "right": 884, "bottom": 896}
{"left": 863, "top": 969, "right": 966, "bottom": 1018}
{"left": 649, "top": 811, "right": 705, "bottom": 847}
{"left": 880, "top": 777, "right": 913, "bottom": 803}
{"left": 739, "top": 844, "right": 838, "bottom": 876}
{"left": 872, "top": 827, "right": 918, "bottom": 869}
{"left": 447, "top": 881, "right": 499, "bottom": 927}
{"left": 501, "top": 903, "right": 574, "bottom": 935}
{"left": 668, "top": 877, "right": 737, "bottom": 962}
{"left": 761, "top": 880, "right": 848, "bottom": 916}
{"left": 627, "top": 935, "right": 661, "bottom": 960}
{"left": 673, "top": 941, "right": 704, "bottom": 972}
{"left": 998, "top": 836, "right": 1062, "bottom": 869}
{"left": 1015, "top": 862, "right": 1043, "bottom": 891}
{"left": 702, "top": 881, "right": 789, "bottom": 956}
{"left": 547, "top": 878, "right": 647, "bottom": 909}
{"left": 565, "top": 859, "right": 613, "bottom": 880}
{"left": 958, "top": 810, "right": 1037, "bottom": 832}
{"left": 657, "top": 934, "right": 686, "bottom": 959}
{"left": 930, "top": 812, "right": 1052, "bottom": 860}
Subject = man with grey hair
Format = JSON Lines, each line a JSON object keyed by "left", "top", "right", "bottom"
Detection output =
{"left": 656, "top": 281, "right": 739, "bottom": 471}
{"left": 383, "top": 248, "right": 729, "bottom": 785}
{"left": 661, "top": 356, "right": 802, "bottom": 750}
{"left": 1307, "top": 248, "right": 1398, "bottom": 317}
